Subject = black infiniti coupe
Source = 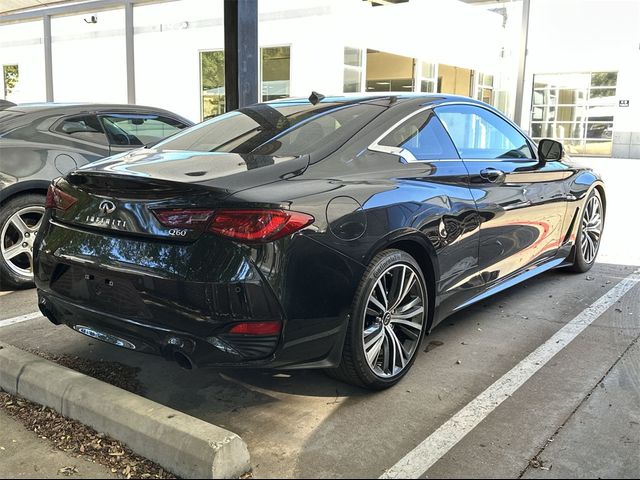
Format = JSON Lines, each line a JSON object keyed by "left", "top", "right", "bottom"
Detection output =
{"left": 34, "top": 94, "right": 605, "bottom": 389}
{"left": 0, "top": 103, "right": 192, "bottom": 289}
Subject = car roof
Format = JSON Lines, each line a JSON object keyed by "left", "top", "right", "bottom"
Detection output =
{"left": 3, "top": 102, "right": 183, "bottom": 115}
{"left": 266, "top": 93, "right": 486, "bottom": 108}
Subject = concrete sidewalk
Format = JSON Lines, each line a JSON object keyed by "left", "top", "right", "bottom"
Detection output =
{"left": 0, "top": 410, "right": 116, "bottom": 479}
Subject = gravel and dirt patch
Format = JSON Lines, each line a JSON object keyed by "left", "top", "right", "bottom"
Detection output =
{"left": 0, "top": 391, "right": 177, "bottom": 479}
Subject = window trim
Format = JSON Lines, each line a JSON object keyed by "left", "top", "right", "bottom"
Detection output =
{"left": 368, "top": 101, "right": 538, "bottom": 163}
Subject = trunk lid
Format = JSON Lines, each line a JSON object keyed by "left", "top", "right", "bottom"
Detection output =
{"left": 53, "top": 148, "right": 309, "bottom": 241}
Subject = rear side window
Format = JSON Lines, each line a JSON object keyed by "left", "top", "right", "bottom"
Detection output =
{"left": 378, "top": 110, "right": 459, "bottom": 160}
{"left": 100, "top": 114, "right": 188, "bottom": 147}
{"left": 436, "top": 105, "right": 533, "bottom": 159}
{"left": 53, "top": 115, "right": 108, "bottom": 146}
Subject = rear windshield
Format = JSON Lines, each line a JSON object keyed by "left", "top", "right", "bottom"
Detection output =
{"left": 154, "top": 101, "right": 385, "bottom": 158}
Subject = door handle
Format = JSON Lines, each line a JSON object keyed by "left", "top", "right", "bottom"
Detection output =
{"left": 480, "top": 167, "right": 505, "bottom": 183}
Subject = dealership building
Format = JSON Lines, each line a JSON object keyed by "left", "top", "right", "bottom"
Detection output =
{"left": 1, "top": 0, "right": 639, "bottom": 157}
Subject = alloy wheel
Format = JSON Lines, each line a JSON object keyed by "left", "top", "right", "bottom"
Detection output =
{"left": 362, "top": 263, "right": 426, "bottom": 378}
{"left": 1, "top": 205, "right": 45, "bottom": 279}
{"left": 581, "top": 194, "right": 602, "bottom": 264}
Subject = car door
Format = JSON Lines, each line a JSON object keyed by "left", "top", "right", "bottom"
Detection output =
{"left": 368, "top": 108, "right": 482, "bottom": 318}
{"left": 435, "top": 104, "right": 569, "bottom": 285}
{"left": 98, "top": 113, "right": 189, "bottom": 155}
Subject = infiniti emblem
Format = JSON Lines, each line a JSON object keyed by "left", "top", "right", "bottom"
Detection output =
{"left": 99, "top": 200, "right": 116, "bottom": 214}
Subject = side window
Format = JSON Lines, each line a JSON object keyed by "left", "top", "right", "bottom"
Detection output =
{"left": 378, "top": 110, "right": 459, "bottom": 160}
{"left": 99, "top": 114, "right": 188, "bottom": 147}
{"left": 436, "top": 105, "right": 533, "bottom": 159}
{"left": 53, "top": 115, "right": 108, "bottom": 146}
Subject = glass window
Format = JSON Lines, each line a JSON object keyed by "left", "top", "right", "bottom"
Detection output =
{"left": 200, "top": 50, "right": 225, "bottom": 121}
{"left": 3, "top": 65, "right": 18, "bottom": 100}
{"left": 475, "top": 71, "right": 494, "bottom": 105}
{"left": 344, "top": 47, "right": 362, "bottom": 68}
{"left": 437, "top": 105, "right": 532, "bottom": 159}
{"left": 200, "top": 46, "right": 291, "bottom": 119}
{"left": 155, "top": 101, "right": 385, "bottom": 158}
{"left": 417, "top": 61, "right": 437, "bottom": 93}
{"left": 262, "top": 46, "right": 290, "bottom": 101}
{"left": 99, "top": 114, "right": 188, "bottom": 147}
{"left": 54, "top": 115, "right": 108, "bottom": 146}
{"left": 343, "top": 47, "right": 363, "bottom": 93}
{"left": 530, "top": 71, "right": 617, "bottom": 156}
{"left": 591, "top": 72, "right": 617, "bottom": 87}
{"left": 378, "top": 110, "right": 459, "bottom": 160}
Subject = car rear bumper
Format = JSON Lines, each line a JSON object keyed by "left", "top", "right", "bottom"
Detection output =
{"left": 33, "top": 217, "right": 351, "bottom": 369}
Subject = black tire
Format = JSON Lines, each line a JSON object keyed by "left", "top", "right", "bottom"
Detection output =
{"left": 0, "top": 193, "right": 46, "bottom": 290}
{"left": 566, "top": 189, "right": 604, "bottom": 273}
{"left": 326, "top": 249, "right": 428, "bottom": 390}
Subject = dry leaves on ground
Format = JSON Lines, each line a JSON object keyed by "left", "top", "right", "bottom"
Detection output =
{"left": 0, "top": 391, "right": 176, "bottom": 479}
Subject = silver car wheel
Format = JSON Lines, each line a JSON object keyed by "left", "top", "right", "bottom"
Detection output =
{"left": 0, "top": 205, "right": 45, "bottom": 279}
{"left": 580, "top": 195, "right": 602, "bottom": 265}
{"left": 362, "top": 263, "right": 426, "bottom": 378}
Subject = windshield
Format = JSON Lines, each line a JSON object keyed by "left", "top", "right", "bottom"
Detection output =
{"left": 154, "top": 100, "right": 385, "bottom": 158}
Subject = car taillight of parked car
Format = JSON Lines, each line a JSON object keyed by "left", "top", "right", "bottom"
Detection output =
{"left": 152, "top": 208, "right": 314, "bottom": 242}
{"left": 45, "top": 185, "right": 77, "bottom": 211}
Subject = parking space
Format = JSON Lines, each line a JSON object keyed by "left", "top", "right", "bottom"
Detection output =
{"left": 1, "top": 158, "right": 639, "bottom": 478}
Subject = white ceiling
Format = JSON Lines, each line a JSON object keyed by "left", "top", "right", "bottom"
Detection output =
{"left": 0, "top": 0, "right": 76, "bottom": 15}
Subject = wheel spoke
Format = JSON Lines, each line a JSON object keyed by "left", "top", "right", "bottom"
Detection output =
{"left": 390, "top": 269, "right": 416, "bottom": 311}
{"left": 391, "top": 317, "right": 423, "bottom": 330}
{"left": 375, "top": 279, "right": 388, "bottom": 310}
{"left": 398, "top": 295, "right": 421, "bottom": 313}
{"left": 387, "top": 326, "right": 408, "bottom": 371}
{"left": 2, "top": 243, "right": 26, "bottom": 260}
{"left": 368, "top": 295, "right": 386, "bottom": 314}
{"left": 391, "top": 306, "right": 424, "bottom": 320}
{"left": 365, "top": 329, "right": 385, "bottom": 365}
{"left": 9, "top": 214, "right": 29, "bottom": 235}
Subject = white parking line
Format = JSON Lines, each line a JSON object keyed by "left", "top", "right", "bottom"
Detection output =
{"left": 380, "top": 268, "right": 640, "bottom": 479}
{"left": 0, "top": 312, "right": 43, "bottom": 328}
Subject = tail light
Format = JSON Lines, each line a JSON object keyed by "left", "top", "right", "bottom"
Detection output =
{"left": 228, "top": 321, "right": 282, "bottom": 335}
{"left": 209, "top": 209, "right": 314, "bottom": 242}
{"left": 152, "top": 208, "right": 314, "bottom": 242}
{"left": 45, "top": 184, "right": 77, "bottom": 211}
{"left": 152, "top": 209, "right": 213, "bottom": 230}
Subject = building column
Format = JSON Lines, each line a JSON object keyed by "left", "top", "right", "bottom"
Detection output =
{"left": 224, "top": 0, "right": 259, "bottom": 111}
{"left": 43, "top": 14, "right": 53, "bottom": 102}
{"left": 513, "top": 0, "right": 531, "bottom": 129}
{"left": 125, "top": 1, "right": 136, "bottom": 104}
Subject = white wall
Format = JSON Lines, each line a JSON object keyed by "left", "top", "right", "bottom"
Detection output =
{"left": 520, "top": 0, "right": 640, "bottom": 137}
{"left": 0, "top": 20, "right": 46, "bottom": 103}
{"left": 51, "top": 9, "right": 128, "bottom": 103}
{"left": 0, "top": 0, "right": 505, "bottom": 121}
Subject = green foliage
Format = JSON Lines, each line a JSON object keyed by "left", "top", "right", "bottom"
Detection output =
{"left": 3, "top": 65, "right": 19, "bottom": 97}
{"left": 200, "top": 51, "right": 224, "bottom": 90}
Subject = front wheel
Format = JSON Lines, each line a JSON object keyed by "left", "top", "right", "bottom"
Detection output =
{"left": 567, "top": 189, "right": 604, "bottom": 273}
{"left": 327, "top": 249, "right": 428, "bottom": 390}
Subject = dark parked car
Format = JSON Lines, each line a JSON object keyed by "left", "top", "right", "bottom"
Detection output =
{"left": 34, "top": 94, "right": 605, "bottom": 389}
{"left": 0, "top": 103, "right": 193, "bottom": 289}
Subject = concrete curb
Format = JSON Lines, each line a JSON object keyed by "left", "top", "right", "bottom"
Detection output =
{"left": 0, "top": 342, "right": 251, "bottom": 479}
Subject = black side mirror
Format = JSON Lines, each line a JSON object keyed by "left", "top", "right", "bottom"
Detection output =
{"left": 538, "top": 139, "right": 564, "bottom": 162}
